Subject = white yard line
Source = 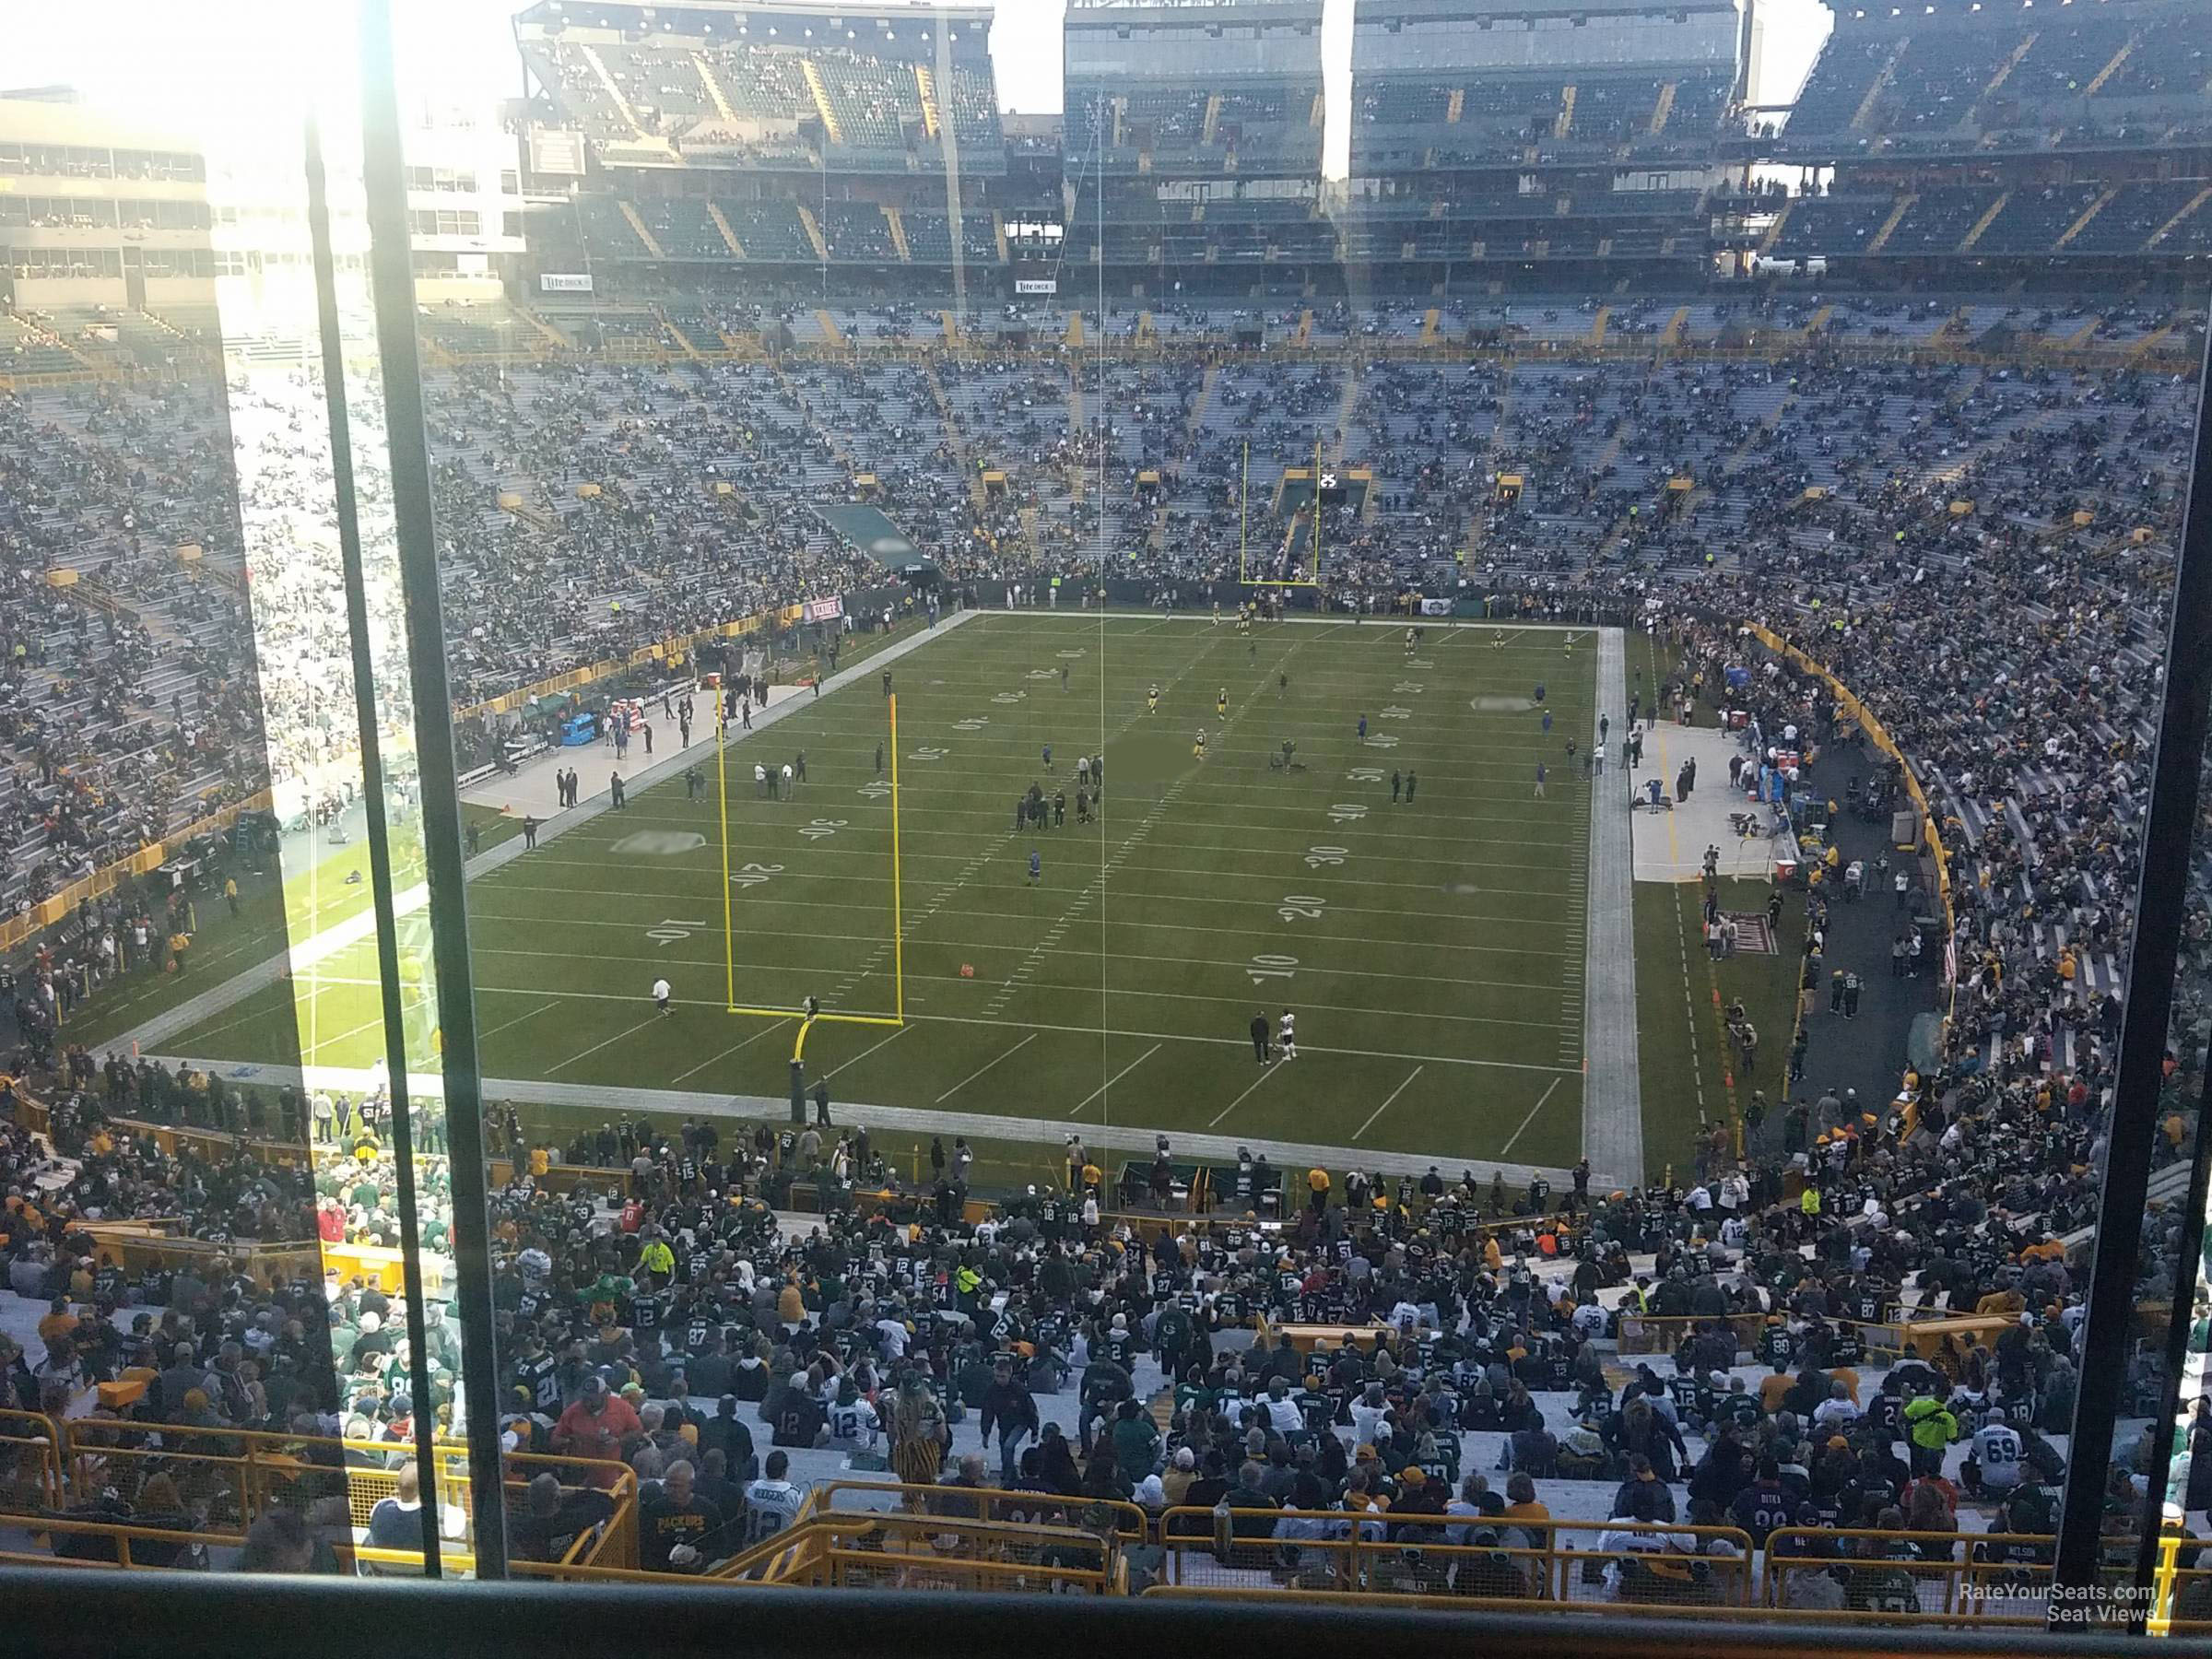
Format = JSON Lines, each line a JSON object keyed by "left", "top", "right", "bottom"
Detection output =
{"left": 465, "top": 934, "right": 1560, "bottom": 997}
{"left": 670, "top": 1017, "right": 794, "bottom": 1086}
{"left": 818, "top": 1020, "right": 915, "bottom": 1084}
{"left": 456, "top": 902, "right": 1580, "bottom": 959}
{"left": 270, "top": 976, "right": 1583, "bottom": 1075}
{"left": 1207, "top": 1058, "right": 1282, "bottom": 1127}
{"left": 1066, "top": 1042, "right": 1163, "bottom": 1117}
{"left": 545, "top": 1010, "right": 666, "bottom": 1077}
{"left": 1354, "top": 1064, "right": 1426, "bottom": 1140}
{"left": 933, "top": 1031, "right": 1038, "bottom": 1103}
{"left": 304, "top": 994, "right": 428, "bottom": 1064}
{"left": 1500, "top": 1076, "right": 1565, "bottom": 1157}
{"left": 478, "top": 998, "right": 562, "bottom": 1043}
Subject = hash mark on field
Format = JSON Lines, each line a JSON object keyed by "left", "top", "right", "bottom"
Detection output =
{"left": 987, "top": 775, "right": 1192, "bottom": 1016}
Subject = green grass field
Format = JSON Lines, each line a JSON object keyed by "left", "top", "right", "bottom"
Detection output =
{"left": 1615, "top": 629, "right": 1807, "bottom": 1182}
{"left": 161, "top": 613, "right": 1606, "bottom": 1170}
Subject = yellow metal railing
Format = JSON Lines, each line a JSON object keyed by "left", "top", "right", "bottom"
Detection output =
{"left": 814, "top": 1478, "right": 1147, "bottom": 1543}
{"left": 1157, "top": 1511, "right": 1755, "bottom": 1606}
{"left": 0, "top": 1412, "right": 636, "bottom": 1574}
{"left": 1763, "top": 1528, "right": 2053, "bottom": 1624}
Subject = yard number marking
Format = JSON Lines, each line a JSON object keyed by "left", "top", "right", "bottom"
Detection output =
{"left": 1277, "top": 894, "right": 1328, "bottom": 923}
{"left": 1327, "top": 803, "right": 1369, "bottom": 824}
{"left": 1346, "top": 767, "right": 1385, "bottom": 784}
{"left": 729, "top": 863, "right": 782, "bottom": 888}
{"left": 1304, "top": 845, "right": 1349, "bottom": 868}
{"left": 1248, "top": 953, "right": 1299, "bottom": 985}
{"left": 911, "top": 747, "right": 948, "bottom": 761}
{"left": 647, "top": 917, "right": 707, "bottom": 947}
{"left": 797, "top": 819, "right": 847, "bottom": 841}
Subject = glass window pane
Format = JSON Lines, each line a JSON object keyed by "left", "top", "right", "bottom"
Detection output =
{"left": 12, "top": 0, "right": 2212, "bottom": 1627}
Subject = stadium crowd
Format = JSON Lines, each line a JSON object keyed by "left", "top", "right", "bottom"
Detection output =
{"left": 0, "top": 289, "right": 2207, "bottom": 1594}
{"left": 0, "top": 292, "right": 2193, "bottom": 916}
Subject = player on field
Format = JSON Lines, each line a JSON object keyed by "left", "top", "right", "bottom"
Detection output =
{"left": 1194, "top": 728, "right": 1207, "bottom": 761}
{"left": 653, "top": 977, "right": 673, "bottom": 1017}
{"left": 1217, "top": 688, "right": 1228, "bottom": 719}
{"left": 1147, "top": 684, "right": 1159, "bottom": 715}
{"left": 1277, "top": 1008, "right": 1297, "bottom": 1060}
{"left": 1061, "top": 664, "right": 1070, "bottom": 691}
{"left": 1029, "top": 849, "right": 1042, "bottom": 887}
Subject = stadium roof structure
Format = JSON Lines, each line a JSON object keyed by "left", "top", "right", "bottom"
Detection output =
{"left": 1067, "top": 0, "right": 1318, "bottom": 12}
{"left": 516, "top": 0, "right": 995, "bottom": 32}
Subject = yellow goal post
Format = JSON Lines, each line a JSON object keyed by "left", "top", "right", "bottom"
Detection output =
{"left": 709, "top": 678, "right": 905, "bottom": 1030}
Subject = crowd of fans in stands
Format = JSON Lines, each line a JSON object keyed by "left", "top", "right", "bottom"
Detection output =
{"left": 1, "top": 292, "right": 2194, "bottom": 914}
{"left": 0, "top": 290, "right": 2207, "bottom": 1589}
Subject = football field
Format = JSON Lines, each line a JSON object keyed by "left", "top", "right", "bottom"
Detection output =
{"left": 167, "top": 613, "right": 1608, "bottom": 1174}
